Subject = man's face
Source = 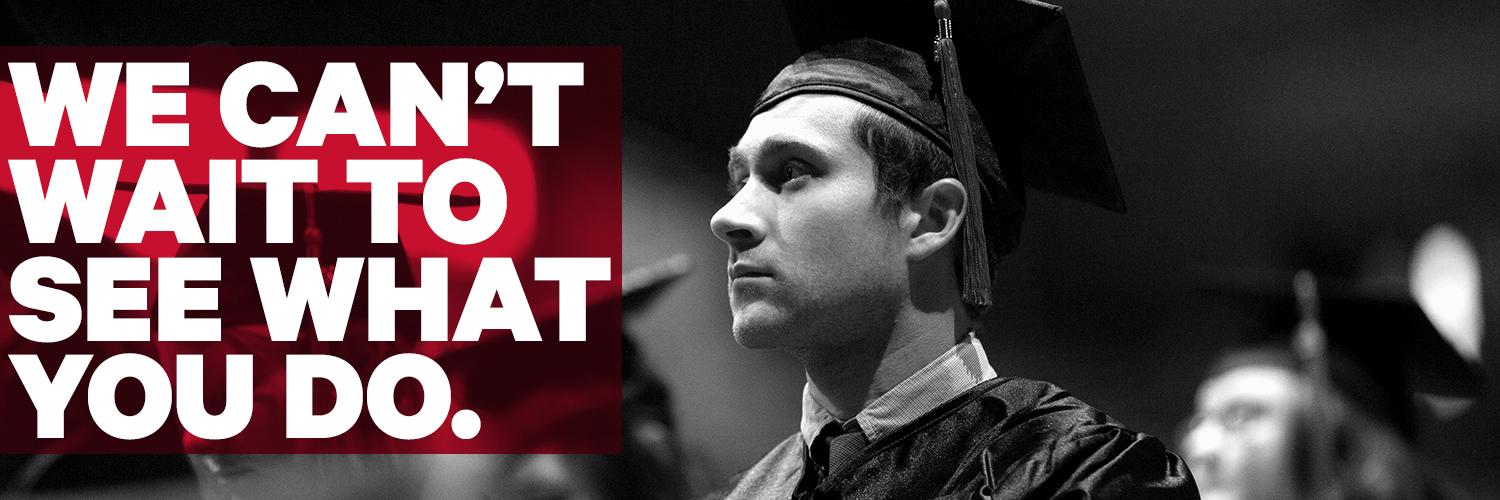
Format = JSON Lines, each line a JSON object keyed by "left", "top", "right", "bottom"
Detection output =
{"left": 1181, "top": 365, "right": 1303, "bottom": 500}
{"left": 710, "top": 95, "right": 910, "bottom": 350}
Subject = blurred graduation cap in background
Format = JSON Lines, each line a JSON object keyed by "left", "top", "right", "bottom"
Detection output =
{"left": 762, "top": 0, "right": 1123, "bottom": 308}
{"left": 1194, "top": 225, "right": 1487, "bottom": 438}
{"left": 150, "top": 187, "right": 470, "bottom": 466}
{"left": 155, "top": 184, "right": 480, "bottom": 329}
{"left": 1203, "top": 276, "right": 1482, "bottom": 438}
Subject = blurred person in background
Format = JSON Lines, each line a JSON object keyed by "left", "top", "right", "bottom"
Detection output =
{"left": 1181, "top": 266, "right": 1485, "bottom": 500}
{"left": 421, "top": 257, "right": 692, "bottom": 500}
{"left": 175, "top": 188, "right": 426, "bottom": 500}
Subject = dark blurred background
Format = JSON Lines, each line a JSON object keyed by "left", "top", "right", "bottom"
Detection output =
{"left": 4, "top": 0, "right": 1499, "bottom": 496}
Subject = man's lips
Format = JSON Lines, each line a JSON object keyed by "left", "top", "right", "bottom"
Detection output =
{"left": 729, "top": 263, "right": 774, "bottom": 279}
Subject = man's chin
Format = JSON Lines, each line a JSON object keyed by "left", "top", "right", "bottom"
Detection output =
{"left": 731, "top": 323, "right": 780, "bottom": 349}
{"left": 729, "top": 310, "right": 793, "bottom": 349}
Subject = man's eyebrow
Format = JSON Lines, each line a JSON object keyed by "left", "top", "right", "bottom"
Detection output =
{"left": 726, "top": 146, "right": 747, "bottom": 194}
{"left": 726, "top": 146, "right": 747, "bottom": 175}
{"left": 725, "top": 138, "right": 809, "bottom": 193}
{"left": 755, "top": 137, "right": 804, "bottom": 160}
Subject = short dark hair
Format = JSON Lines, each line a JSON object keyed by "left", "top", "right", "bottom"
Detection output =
{"left": 849, "top": 108, "right": 1025, "bottom": 289}
{"left": 850, "top": 108, "right": 954, "bottom": 217}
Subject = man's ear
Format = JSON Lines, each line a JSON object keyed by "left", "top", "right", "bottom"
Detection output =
{"left": 905, "top": 178, "right": 967, "bottom": 261}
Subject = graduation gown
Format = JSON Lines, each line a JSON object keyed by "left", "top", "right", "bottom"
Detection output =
{"left": 710, "top": 377, "right": 1198, "bottom": 499}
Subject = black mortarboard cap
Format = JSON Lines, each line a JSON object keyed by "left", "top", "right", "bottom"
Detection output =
{"left": 1200, "top": 272, "right": 1485, "bottom": 438}
{"left": 621, "top": 254, "right": 693, "bottom": 319}
{"left": 159, "top": 185, "right": 481, "bottom": 328}
{"left": 759, "top": 0, "right": 1122, "bottom": 308}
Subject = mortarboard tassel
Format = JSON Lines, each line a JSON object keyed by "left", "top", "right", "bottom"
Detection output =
{"left": 933, "top": 0, "right": 992, "bottom": 309}
{"left": 302, "top": 184, "right": 334, "bottom": 282}
{"left": 1292, "top": 271, "right": 1342, "bottom": 500}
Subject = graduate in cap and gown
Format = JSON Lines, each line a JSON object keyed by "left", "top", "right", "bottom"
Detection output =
{"left": 169, "top": 186, "right": 429, "bottom": 500}
{"left": 705, "top": 0, "right": 1196, "bottom": 498}
{"left": 1181, "top": 267, "right": 1486, "bottom": 500}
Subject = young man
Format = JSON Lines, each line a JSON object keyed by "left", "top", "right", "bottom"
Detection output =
{"left": 705, "top": 1, "right": 1197, "bottom": 498}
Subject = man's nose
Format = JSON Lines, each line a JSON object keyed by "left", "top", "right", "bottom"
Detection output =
{"left": 710, "top": 188, "right": 768, "bottom": 251}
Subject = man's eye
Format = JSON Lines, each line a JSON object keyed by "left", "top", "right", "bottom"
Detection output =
{"left": 781, "top": 161, "right": 813, "bottom": 185}
{"left": 1219, "top": 402, "right": 1268, "bottom": 430}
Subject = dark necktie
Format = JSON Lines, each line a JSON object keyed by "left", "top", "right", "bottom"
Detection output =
{"left": 812, "top": 420, "right": 868, "bottom": 480}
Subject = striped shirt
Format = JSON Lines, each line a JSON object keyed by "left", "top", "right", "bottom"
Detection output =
{"left": 798, "top": 332, "right": 998, "bottom": 448}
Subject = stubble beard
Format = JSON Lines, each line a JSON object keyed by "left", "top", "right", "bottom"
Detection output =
{"left": 730, "top": 283, "right": 901, "bottom": 358}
